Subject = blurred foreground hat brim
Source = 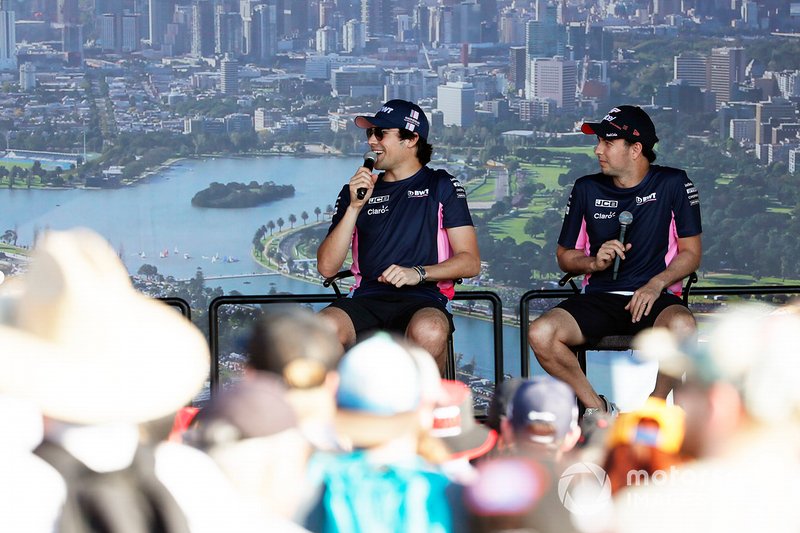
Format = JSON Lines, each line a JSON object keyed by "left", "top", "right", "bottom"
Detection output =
{"left": 0, "top": 228, "right": 209, "bottom": 425}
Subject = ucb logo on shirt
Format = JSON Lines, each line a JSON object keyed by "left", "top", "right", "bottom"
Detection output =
{"left": 408, "top": 189, "right": 429, "bottom": 198}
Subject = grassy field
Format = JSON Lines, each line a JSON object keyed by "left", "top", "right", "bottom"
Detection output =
{"left": 518, "top": 163, "right": 566, "bottom": 190}
{"left": 538, "top": 145, "right": 596, "bottom": 158}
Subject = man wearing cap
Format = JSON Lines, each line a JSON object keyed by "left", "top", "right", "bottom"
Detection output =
{"left": 528, "top": 105, "right": 702, "bottom": 414}
{"left": 317, "top": 99, "right": 480, "bottom": 374}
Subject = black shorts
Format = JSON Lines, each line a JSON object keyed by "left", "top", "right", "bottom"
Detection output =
{"left": 326, "top": 294, "right": 455, "bottom": 338}
{"left": 555, "top": 292, "right": 686, "bottom": 342}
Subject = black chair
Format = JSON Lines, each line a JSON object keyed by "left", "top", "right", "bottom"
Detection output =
{"left": 323, "top": 269, "right": 458, "bottom": 379}
{"left": 558, "top": 271, "right": 698, "bottom": 409}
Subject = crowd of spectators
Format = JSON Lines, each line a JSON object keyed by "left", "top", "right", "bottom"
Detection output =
{"left": 2, "top": 229, "right": 800, "bottom": 532}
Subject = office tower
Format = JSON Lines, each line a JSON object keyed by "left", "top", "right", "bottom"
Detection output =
{"left": 122, "top": 13, "right": 143, "bottom": 52}
{"left": 100, "top": 13, "right": 122, "bottom": 52}
{"left": 19, "top": 62, "right": 35, "bottom": 92}
{"left": 709, "top": 46, "right": 746, "bottom": 110}
{"left": 0, "top": 0, "right": 16, "bottom": 71}
{"left": 343, "top": 18, "right": 365, "bottom": 52}
{"left": 252, "top": 3, "right": 277, "bottom": 62}
{"left": 437, "top": 81, "right": 476, "bottom": 127}
{"left": 319, "top": 0, "right": 335, "bottom": 27}
{"left": 509, "top": 46, "right": 526, "bottom": 93}
{"left": 674, "top": 52, "right": 708, "bottom": 88}
{"left": 755, "top": 98, "right": 796, "bottom": 145}
{"left": 586, "top": 24, "right": 612, "bottom": 61}
{"left": 62, "top": 23, "right": 83, "bottom": 58}
{"left": 214, "top": 5, "right": 241, "bottom": 55}
{"left": 361, "top": 0, "right": 392, "bottom": 38}
{"left": 453, "top": 0, "right": 481, "bottom": 43}
{"left": 149, "top": 0, "right": 175, "bottom": 46}
{"left": 530, "top": 56, "right": 576, "bottom": 111}
{"left": 191, "top": 0, "right": 215, "bottom": 57}
{"left": 565, "top": 22, "right": 585, "bottom": 60}
{"left": 498, "top": 9, "right": 525, "bottom": 45}
{"left": 57, "top": 0, "right": 79, "bottom": 24}
{"left": 526, "top": 1, "right": 562, "bottom": 58}
{"left": 413, "top": 4, "right": 431, "bottom": 45}
{"left": 289, "top": 0, "right": 309, "bottom": 36}
{"left": 220, "top": 55, "right": 239, "bottom": 95}
{"left": 384, "top": 68, "right": 424, "bottom": 102}
{"left": 316, "top": 26, "right": 336, "bottom": 53}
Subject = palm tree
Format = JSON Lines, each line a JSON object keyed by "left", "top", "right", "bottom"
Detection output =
{"left": 267, "top": 220, "right": 275, "bottom": 235}
{"left": 277, "top": 217, "right": 285, "bottom": 232}
{"left": 1, "top": 229, "right": 15, "bottom": 244}
{"left": 301, "top": 211, "right": 309, "bottom": 225}
{"left": 314, "top": 206, "right": 321, "bottom": 221}
{"left": 326, "top": 204, "right": 334, "bottom": 219}
{"left": 288, "top": 214, "right": 297, "bottom": 229}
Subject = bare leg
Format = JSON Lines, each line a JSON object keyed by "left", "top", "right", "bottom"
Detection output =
{"left": 319, "top": 306, "right": 357, "bottom": 352}
{"left": 406, "top": 307, "right": 450, "bottom": 376}
{"left": 528, "top": 308, "right": 604, "bottom": 410}
{"left": 651, "top": 305, "right": 696, "bottom": 399}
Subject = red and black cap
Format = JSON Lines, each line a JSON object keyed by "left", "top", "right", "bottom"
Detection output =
{"left": 581, "top": 105, "right": 659, "bottom": 150}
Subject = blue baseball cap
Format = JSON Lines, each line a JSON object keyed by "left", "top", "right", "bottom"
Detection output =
{"left": 355, "top": 99, "right": 430, "bottom": 140}
{"left": 509, "top": 376, "right": 578, "bottom": 444}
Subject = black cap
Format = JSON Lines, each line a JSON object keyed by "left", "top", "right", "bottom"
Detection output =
{"left": 355, "top": 99, "right": 429, "bottom": 140}
{"left": 581, "top": 105, "right": 659, "bottom": 150}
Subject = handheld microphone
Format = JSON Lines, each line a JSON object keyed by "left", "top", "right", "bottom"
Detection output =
{"left": 612, "top": 211, "right": 633, "bottom": 281}
{"left": 357, "top": 151, "right": 377, "bottom": 200}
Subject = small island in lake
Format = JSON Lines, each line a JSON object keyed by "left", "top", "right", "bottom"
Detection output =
{"left": 191, "top": 181, "right": 295, "bottom": 208}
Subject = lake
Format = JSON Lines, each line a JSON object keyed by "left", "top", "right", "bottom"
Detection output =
{"left": 0, "top": 154, "right": 654, "bottom": 406}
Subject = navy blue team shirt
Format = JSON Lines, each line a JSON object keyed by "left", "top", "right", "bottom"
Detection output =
{"left": 328, "top": 166, "right": 474, "bottom": 303}
{"left": 559, "top": 165, "right": 702, "bottom": 294}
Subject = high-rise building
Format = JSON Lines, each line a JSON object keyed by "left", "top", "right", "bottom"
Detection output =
{"left": 149, "top": 0, "right": 175, "bottom": 46}
{"left": 509, "top": 46, "right": 526, "bottom": 93}
{"left": 252, "top": 3, "right": 278, "bottom": 63}
{"left": 289, "top": 0, "right": 309, "bottom": 36}
{"left": 122, "top": 13, "right": 143, "bottom": 52}
{"left": 191, "top": 0, "right": 215, "bottom": 57}
{"left": 316, "top": 26, "right": 336, "bottom": 54}
{"left": 437, "top": 81, "right": 476, "bottom": 127}
{"left": 674, "top": 53, "right": 708, "bottom": 88}
{"left": 57, "top": 0, "right": 80, "bottom": 24}
{"left": 214, "top": 6, "right": 241, "bottom": 55}
{"left": 709, "top": 46, "right": 746, "bottom": 110}
{"left": 530, "top": 56, "right": 576, "bottom": 111}
{"left": 755, "top": 97, "right": 796, "bottom": 145}
{"left": 384, "top": 68, "right": 425, "bottom": 102}
{"left": 361, "top": 0, "right": 392, "bottom": 38}
{"left": 0, "top": 0, "right": 17, "bottom": 71}
{"left": 62, "top": 23, "right": 83, "bottom": 61}
{"left": 498, "top": 9, "right": 525, "bottom": 45}
{"left": 586, "top": 24, "right": 612, "bottom": 62}
{"left": 19, "top": 62, "right": 35, "bottom": 92}
{"left": 220, "top": 55, "right": 239, "bottom": 95}
{"left": 343, "top": 18, "right": 365, "bottom": 53}
{"left": 526, "top": 1, "right": 562, "bottom": 59}
{"left": 99, "top": 13, "right": 122, "bottom": 52}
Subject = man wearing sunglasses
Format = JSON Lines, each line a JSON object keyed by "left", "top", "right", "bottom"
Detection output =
{"left": 317, "top": 99, "right": 480, "bottom": 375}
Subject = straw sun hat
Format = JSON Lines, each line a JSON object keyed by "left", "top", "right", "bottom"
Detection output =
{"left": 0, "top": 228, "right": 209, "bottom": 425}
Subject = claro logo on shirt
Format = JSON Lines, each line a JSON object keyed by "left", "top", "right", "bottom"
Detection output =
{"left": 408, "top": 188, "right": 429, "bottom": 198}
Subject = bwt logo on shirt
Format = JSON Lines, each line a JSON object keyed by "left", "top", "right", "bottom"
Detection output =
{"left": 408, "top": 188, "right": 429, "bottom": 198}
{"left": 595, "top": 199, "right": 618, "bottom": 208}
{"left": 368, "top": 195, "right": 390, "bottom": 204}
{"left": 636, "top": 192, "right": 657, "bottom": 205}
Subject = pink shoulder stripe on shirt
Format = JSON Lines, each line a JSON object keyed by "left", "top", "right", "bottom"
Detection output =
{"left": 436, "top": 203, "right": 455, "bottom": 300}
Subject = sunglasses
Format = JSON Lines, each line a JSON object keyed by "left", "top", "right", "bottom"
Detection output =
{"left": 365, "top": 127, "right": 392, "bottom": 140}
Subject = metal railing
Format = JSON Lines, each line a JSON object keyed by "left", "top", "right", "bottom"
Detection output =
{"left": 518, "top": 283, "right": 800, "bottom": 377}
{"left": 207, "top": 290, "right": 505, "bottom": 397}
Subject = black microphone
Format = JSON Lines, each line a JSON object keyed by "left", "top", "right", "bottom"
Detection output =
{"left": 357, "top": 151, "right": 377, "bottom": 200}
{"left": 612, "top": 211, "right": 633, "bottom": 281}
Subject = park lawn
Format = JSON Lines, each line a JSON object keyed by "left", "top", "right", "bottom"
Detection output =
{"left": 469, "top": 178, "right": 497, "bottom": 202}
{"left": 519, "top": 163, "right": 567, "bottom": 190}
{"left": 767, "top": 206, "right": 792, "bottom": 214}
{"left": 0, "top": 160, "right": 33, "bottom": 170}
{"left": 487, "top": 215, "right": 535, "bottom": 244}
{"left": 538, "top": 146, "right": 596, "bottom": 158}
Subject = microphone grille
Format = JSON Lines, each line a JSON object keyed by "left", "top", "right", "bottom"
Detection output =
{"left": 364, "top": 150, "right": 377, "bottom": 162}
{"left": 619, "top": 211, "right": 633, "bottom": 225}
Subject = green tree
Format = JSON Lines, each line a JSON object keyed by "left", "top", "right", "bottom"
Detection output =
{"left": 301, "top": 210, "right": 309, "bottom": 225}
{"left": 314, "top": 206, "right": 322, "bottom": 221}
{"left": 288, "top": 213, "right": 297, "bottom": 228}
{"left": 267, "top": 220, "right": 275, "bottom": 235}
{"left": 277, "top": 217, "right": 285, "bottom": 232}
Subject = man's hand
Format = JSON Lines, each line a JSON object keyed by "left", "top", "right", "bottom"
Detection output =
{"left": 625, "top": 279, "right": 665, "bottom": 323}
{"left": 378, "top": 264, "right": 422, "bottom": 287}
{"left": 589, "top": 240, "right": 631, "bottom": 273}
{"left": 348, "top": 166, "right": 377, "bottom": 206}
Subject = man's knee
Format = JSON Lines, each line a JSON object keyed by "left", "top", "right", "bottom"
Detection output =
{"left": 406, "top": 311, "right": 449, "bottom": 349}
{"left": 319, "top": 307, "right": 357, "bottom": 347}
{"left": 528, "top": 315, "right": 559, "bottom": 354}
{"left": 655, "top": 305, "right": 696, "bottom": 338}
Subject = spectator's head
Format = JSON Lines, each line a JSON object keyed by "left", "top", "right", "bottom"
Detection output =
{"left": 0, "top": 228, "right": 209, "bottom": 426}
{"left": 505, "top": 376, "right": 580, "bottom": 456}
{"left": 247, "top": 307, "right": 343, "bottom": 433}
{"left": 334, "top": 332, "right": 423, "bottom": 449}
{"left": 431, "top": 380, "right": 497, "bottom": 462}
{"left": 355, "top": 99, "right": 433, "bottom": 165}
{"left": 635, "top": 303, "right": 800, "bottom": 457}
{"left": 487, "top": 377, "right": 524, "bottom": 451}
{"left": 582, "top": 105, "right": 658, "bottom": 162}
{"left": 188, "top": 373, "right": 309, "bottom": 519}
{"left": 603, "top": 397, "right": 686, "bottom": 494}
